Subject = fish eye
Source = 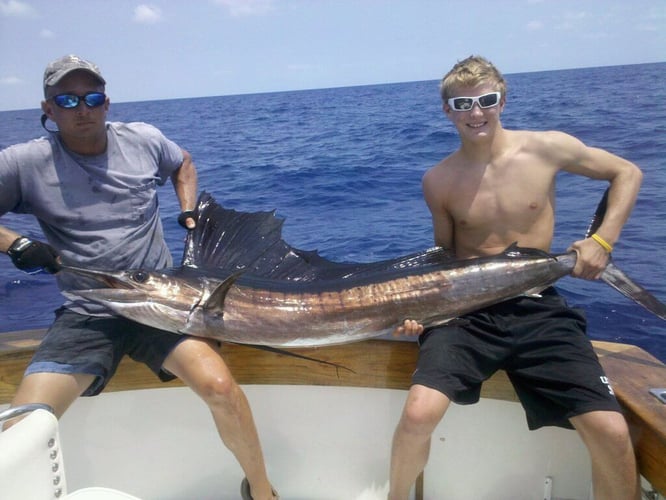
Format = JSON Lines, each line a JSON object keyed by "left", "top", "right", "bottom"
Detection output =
{"left": 131, "top": 271, "right": 149, "bottom": 283}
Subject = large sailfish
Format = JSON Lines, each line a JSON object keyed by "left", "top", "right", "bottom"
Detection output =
{"left": 63, "top": 191, "right": 665, "bottom": 348}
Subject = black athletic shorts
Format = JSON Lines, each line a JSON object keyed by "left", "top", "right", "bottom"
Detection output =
{"left": 412, "top": 287, "right": 622, "bottom": 430}
{"left": 25, "top": 307, "right": 187, "bottom": 396}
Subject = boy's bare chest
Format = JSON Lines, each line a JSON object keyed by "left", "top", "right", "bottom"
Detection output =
{"left": 447, "top": 160, "right": 553, "bottom": 230}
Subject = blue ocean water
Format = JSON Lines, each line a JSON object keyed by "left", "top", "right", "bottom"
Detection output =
{"left": 1, "top": 62, "right": 665, "bottom": 362}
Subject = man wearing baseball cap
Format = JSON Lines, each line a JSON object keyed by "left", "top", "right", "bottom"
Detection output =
{"left": 0, "top": 55, "right": 279, "bottom": 500}
{"left": 39, "top": 54, "right": 107, "bottom": 131}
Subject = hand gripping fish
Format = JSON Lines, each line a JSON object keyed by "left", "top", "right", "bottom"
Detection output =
{"left": 63, "top": 191, "right": 666, "bottom": 348}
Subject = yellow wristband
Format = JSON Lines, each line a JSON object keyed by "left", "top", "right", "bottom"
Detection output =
{"left": 590, "top": 233, "right": 613, "bottom": 253}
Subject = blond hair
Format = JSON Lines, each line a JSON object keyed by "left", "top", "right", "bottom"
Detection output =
{"left": 439, "top": 55, "right": 507, "bottom": 101}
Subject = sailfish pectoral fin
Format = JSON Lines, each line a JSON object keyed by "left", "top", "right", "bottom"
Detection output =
{"left": 203, "top": 272, "right": 244, "bottom": 312}
{"left": 601, "top": 261, "right": 666, "bottom": 320}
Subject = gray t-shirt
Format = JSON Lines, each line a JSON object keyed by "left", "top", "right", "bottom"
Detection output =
{"left": 0, "top": 121, "right": 184, "bottom": 315}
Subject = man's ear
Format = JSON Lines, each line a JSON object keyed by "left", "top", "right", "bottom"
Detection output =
{"left": 41, "top": 100, "right": 54, "bottom": 119}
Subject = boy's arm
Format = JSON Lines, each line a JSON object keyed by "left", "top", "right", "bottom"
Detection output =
{"left": 548, "top": 132, "right": 643, "bottom": 278}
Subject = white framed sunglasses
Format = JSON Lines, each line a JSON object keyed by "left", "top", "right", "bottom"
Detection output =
{"left": 447, "top": 92, "right": 501, "bottom": 111}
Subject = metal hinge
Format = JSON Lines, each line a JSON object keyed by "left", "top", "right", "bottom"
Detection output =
{"left": 649, "top": 388, "right": 666, "bottom": 404}
{"left": 643, "top": 486, "right": 665, "bottom": 500}
{"left": 543, "top": 476, "right": 553, "bottom": 500}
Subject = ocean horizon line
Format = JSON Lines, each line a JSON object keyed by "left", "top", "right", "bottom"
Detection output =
{"left": 2, "top": 60, "right": 664, "bottom": 114}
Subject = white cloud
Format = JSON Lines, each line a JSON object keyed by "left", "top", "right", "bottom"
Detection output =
{"left": 213, "top": 0, "right": 275, "bottom": 17}
{"left": 639, "top": 6, "right": 665, "bottom": 30}
{"left": 40, "top": 28, "right": 54, "bottom": 38}
{"left": 0, "top": 76, "right": 22, "bottom": 85}
{"left": 0, "top": 0, "right": 36, "bottom": 17}
{"left": 287, "top": 63, "right": 315, "bottom": 71}
{"left": 562, "top": 11, "right": 587, "bottom": 22}
{"left": 526, "top": 20, "right": 543, "bottom": 31}
{"left": 581, "top": 31, "right": 609, "bottom": 40}
{"left": 647, "top": 6, "right": 666, "bottom": 21}
{"left": 133, "top": 4, "right": 163, "bottom": 24}
{"left": 553, "top": 10, "right": 588, "bottom": 31}
{"left": 554, "top": 21, "right": 574, "bottom": 31}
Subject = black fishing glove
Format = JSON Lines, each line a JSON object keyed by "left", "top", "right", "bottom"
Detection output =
{"left": 7, "top": 236, "right": 61, "bottom": 274}
{"left": 177, "top": 210, "right": 196, "bottom": 230}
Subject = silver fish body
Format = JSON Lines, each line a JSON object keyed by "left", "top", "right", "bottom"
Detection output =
{"left": 66, "top": 246, "right": 577, "bottom": 347}
{"left": 64, "top": 192, "right": 665, "bottom": 348}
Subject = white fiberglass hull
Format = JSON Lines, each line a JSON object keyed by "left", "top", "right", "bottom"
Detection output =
{"left": 1, "top": 385, "right": 594, "bottom": 500}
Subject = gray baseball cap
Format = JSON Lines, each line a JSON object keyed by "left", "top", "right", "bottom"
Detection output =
{"left": 43, "top": 55, "right": 106, "bottom": 96}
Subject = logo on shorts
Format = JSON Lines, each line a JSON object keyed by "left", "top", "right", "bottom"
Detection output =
{"left": 600, "top": 376, "right": 615, "bottom": 395}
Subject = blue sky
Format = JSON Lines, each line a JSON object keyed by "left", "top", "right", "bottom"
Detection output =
{"left": 1, "top": 0, "right": 664, "bottom": 111}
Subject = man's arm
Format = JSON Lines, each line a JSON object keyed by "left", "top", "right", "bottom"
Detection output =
{"left": 0, "top": 225, "right": 21, "bottom": 253}
{"left": 170, "top": 149, "right": 198, "bottom": 230}
{"left": 1, "top": 224, "right": 61, "bottom": 274}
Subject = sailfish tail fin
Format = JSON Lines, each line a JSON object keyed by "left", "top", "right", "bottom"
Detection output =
{"left": 586, "top": 188, "right": 666, "bottom": 320}
{"left": 601, "top": 262, "right": 666, "bottom": 320}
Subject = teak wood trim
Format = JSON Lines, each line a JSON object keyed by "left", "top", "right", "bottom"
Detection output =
{"left": 1, "top": 329, "right": 664, "bottom": 493}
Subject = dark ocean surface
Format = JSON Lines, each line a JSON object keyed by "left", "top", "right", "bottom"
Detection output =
{"left": 1, "top": 62, "right": 665, "bottom": 362}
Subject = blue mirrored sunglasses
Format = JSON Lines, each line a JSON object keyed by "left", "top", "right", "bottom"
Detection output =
{"left": 51, "top": 92, "right": 106, "bottom": 109}
{"left": 447, "top": 92, "right": 501, "bottom": 112}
